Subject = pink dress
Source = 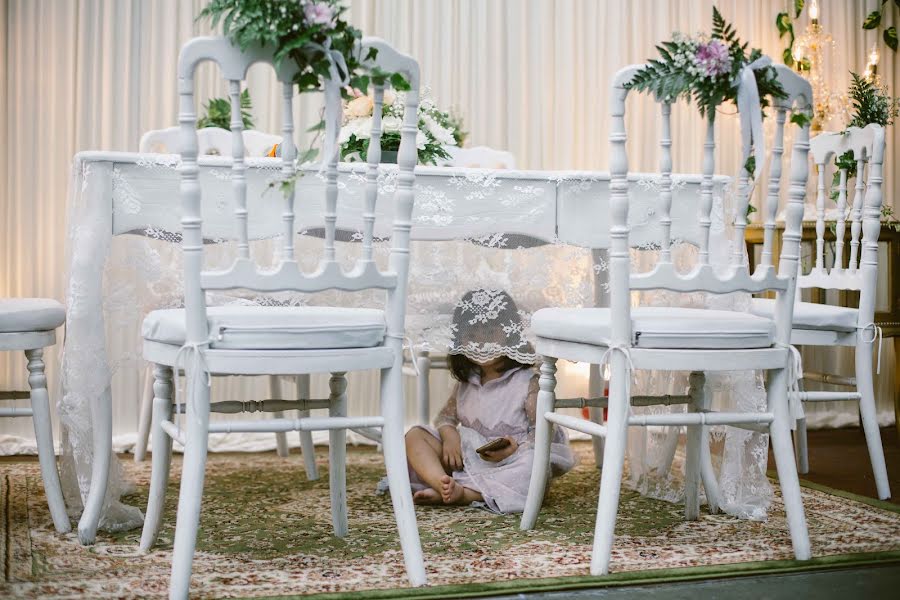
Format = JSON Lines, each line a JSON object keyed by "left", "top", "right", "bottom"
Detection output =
{"left": 411, "top": 366, "right": 576, "bottom": 513}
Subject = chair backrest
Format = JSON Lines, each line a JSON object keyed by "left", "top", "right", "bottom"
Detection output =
{"left": 444, "top": 145, "right": 516, "bottom": 169}
{"left": 140, "top": 126, "right": 282, "bottom": 156}
{"left": 803, "top": 124, "right": 886, "bottom": 323}
{"left": 608, "top": 63, "right": 813, "bottom": 345}
{"left": 176, "top": 36, "right": 420, "bottom": 345}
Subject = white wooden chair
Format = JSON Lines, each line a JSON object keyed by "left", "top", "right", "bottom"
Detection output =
{"left": 0, "top": 298, "right": 69, "bottom": 533}
{"left": 137, "top": 36, "right": 427, "bottom": 596}
{"left": 135, "top": 127, "right": 315, "bottom": 478}
{"left": 140, "top": 126, "right": 282, "bottom": 157}
{"left": 519, "top": 65, "right": 814, "bottom": 575}
{"left": 750, "top": 124, "right": 890, "bottom": 500}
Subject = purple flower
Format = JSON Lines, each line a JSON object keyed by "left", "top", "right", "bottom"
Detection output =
{"left": 303, "top": 1, "right": 335, "bottom": 27}
{"left": 695, "top": 40, "right": 731, "bottom": 77}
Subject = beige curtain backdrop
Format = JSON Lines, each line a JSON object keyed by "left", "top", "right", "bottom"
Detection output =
{"left": 0, "top": 0, "right": 896, "bottom": 448}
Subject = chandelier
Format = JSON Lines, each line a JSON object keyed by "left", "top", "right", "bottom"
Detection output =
{"left": 791, "top": 0, "right": 844, "bottom": 131}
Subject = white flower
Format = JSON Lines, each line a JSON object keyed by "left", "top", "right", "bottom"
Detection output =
{"left": 383, "top": 89, "right": 397, "bottom": 107}
{"left": 382, "top": 115, "right": 402, "bottom": 133}
{"left": 422, "top": 114, "right": 456, "bottom": 146}
{"left": 416, "top": 130, "right": 427, "bottom": 149}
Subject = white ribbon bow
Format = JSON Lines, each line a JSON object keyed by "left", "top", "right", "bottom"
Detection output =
{"left": 172, "top": 340, "right": 213, "bottom": 433}
{"left": 778, "top": 343, "right": 805, "bottom": 428}
{"left": 859, "top": 322, "right": 883, "bottom": 375}
{"left": 306, "top": 38, "right": 350, "bottom": 173}
{"left": 735, "top": 56, "right": 772, "bottom": 174}
{"left": 597, "top": 343, "right": 636, "bottom": 419}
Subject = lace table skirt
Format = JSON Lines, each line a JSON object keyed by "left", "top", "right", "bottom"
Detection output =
{"left": 62, "top": 152, "right": 767, "bottom": 534}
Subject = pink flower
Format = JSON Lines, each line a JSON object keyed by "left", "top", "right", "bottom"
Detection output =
{"left": 695, "top": 40, "right": 731, "bottom": 77}
{"left": 303, "top": 1, "right": 335, "bottom": 27}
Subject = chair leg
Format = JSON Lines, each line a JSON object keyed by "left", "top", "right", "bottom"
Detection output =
{"left": 415, "top": 351, "right": 431, "bottom": 425}
{"left": 134, "top": 364, "right": 154, "bottom": 462}
{"left": 169, "top": 373, "right": 211, "bottom": 599}
{"left": 25, "top": 348, "right": 70, "bottom": 533}
{"left": 588, "top": 363, "right": 605, "bottom": 468}
{"left": 380, "top": 361, "right": 427, "bottom": 586}
{"left": 856, "top": 339, "right": 891, "bottom": 500}
{"left": 590, "top": 354, "right": 630, "bottom": 576}
{"left": 140, "top": 365, "right": 174, "bottom": 551}
{"left": 268, "top": 375, "right": 289, "bottom": 458}
{"left": 295, "top": 374, "right": 318, "bottom": 481}
{"left": 520, "top": 357, "right": 557, "bottom": 530}
{"left": 328, "top": 372, "right": 348, "bottom": 537}
{"left": 767, "top": 367, "right": 811, "bottom": 561}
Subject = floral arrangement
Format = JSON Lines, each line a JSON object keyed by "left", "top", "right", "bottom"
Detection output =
{"left": 338, "top": 88, "right": 466, "bottom": 165}
{"left": 832, "top": 72, "right": 900, "bottom": 230}
{"left": 199, "top": 0, "right": 408, "bottom": 95}
{"left": 625, "top": 8, "right": 785, "bottom": 119}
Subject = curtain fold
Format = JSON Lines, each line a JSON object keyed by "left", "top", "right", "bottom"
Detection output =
{"left": 0, "top": 0, "right": 895, "bottom": 447}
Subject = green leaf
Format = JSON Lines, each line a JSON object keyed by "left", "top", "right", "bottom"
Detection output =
{"left": 794, "top": 0, "right": 805, "bottom": 18}
{"left": 776, "top": 12, "right": 792, "bottom": 37}
{"left": 743, "top": 155, "right": 756, "bottom": 178}
{"left": 390, "top": 72, "right": 411, "bottom": 91}
{"left": 782, "top": 46, "right": 795, "bottom": 66}
{"left": 885, "top": 27, "right": 898, "bottom": 52}
{"left": 862, "top": 10, "right": 882, "bottom": 30}
{"left": 306, "top": 120, "right": 326, "bottom": 133}
{"left": 790, "top": 111, "right": 812, "bottom": 128}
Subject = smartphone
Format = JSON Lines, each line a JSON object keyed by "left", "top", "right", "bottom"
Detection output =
{"left": 476, "top": 437, "right": 511, "bottom": 455}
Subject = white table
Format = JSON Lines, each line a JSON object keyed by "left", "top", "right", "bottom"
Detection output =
{"left": 64, "top": 151, "right": 743, "bottom": 543}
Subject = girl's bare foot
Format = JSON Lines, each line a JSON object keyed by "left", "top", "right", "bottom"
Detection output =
{"left": 413, "top": 488, "right": 443, "bottom": 505}
{"left": 439, "top": 475, "right": 466, "bottom": 504}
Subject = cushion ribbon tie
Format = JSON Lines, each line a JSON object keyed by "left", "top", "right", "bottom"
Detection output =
{"left": 173, "top": 339, "right": 213, "bottom": 434}
{"left": 858, "top": 322, "right": 883, "bottom": 375}
{"left": 596, "top": 343, "right": 636, "bottom": 418}
{"left": 777, "top": 343, "right": 805, "bottom": 428}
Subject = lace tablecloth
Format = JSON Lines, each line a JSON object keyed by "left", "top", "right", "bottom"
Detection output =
{"left": 63, "top": 151, "right": 769, "bottom": 534}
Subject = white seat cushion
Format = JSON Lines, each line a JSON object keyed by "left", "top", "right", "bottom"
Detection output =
{"left": 142, "top": 306, "right": 386, "bottom": 350}
{"left": 0, "top": 298, "right": 66, "bottom": 332}
{"left": 749, "top": 298, "right": 858, "bottom": 333}
{"left": 532, "top": 306, "right": 776, "bottom": 350}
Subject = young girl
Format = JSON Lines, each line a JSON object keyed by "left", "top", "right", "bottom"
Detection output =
{"left": 404, "top": 289, "right": 575, "bottom": 513}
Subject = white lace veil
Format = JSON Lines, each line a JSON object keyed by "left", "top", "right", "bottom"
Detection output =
{"left": 446, "top": 288, "right": 536, "bottom": 365}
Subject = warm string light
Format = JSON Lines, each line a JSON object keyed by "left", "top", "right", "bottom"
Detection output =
{"left": 864, "top": 43, "right": 880, "bottom": 84}
{"left": 792, "top": 0, "right": 844, "bottom": 131}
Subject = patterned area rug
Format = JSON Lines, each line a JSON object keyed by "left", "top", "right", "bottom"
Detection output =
{"left": 2, "top": 442, "right": 899, "bottom": 599}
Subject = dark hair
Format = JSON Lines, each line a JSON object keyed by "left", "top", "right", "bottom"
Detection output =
{"left": 447, "top": 289, "right": 534, "bottom": 382}
{"left": 449, "top": 353, "right": 530, "bottom": 383}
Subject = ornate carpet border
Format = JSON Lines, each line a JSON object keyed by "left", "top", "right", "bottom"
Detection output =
{"left": 249, "top": 476, "right": 900, "bottom": 600}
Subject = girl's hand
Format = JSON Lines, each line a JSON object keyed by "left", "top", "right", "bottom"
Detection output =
{"left": 439, "top": 426, "right": 463, "bottom": 472}
{"left": 481, "top": 436, "right": 518, "bottom": 463}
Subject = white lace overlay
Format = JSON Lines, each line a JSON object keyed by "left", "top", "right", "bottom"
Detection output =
{"left": 61, "top": 153, "right": 769, "bottom": 531}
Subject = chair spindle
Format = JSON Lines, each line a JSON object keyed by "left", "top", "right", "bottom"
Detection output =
{"left": 229, "top": 80, "right": 250, "bottom": 260}
{"left": 658, "top": 103, "right": 673, "bottom": 263}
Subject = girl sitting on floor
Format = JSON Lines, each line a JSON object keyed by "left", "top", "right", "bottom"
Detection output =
{"left": 404, "top": 289, "right": 576, "bottom": 513}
